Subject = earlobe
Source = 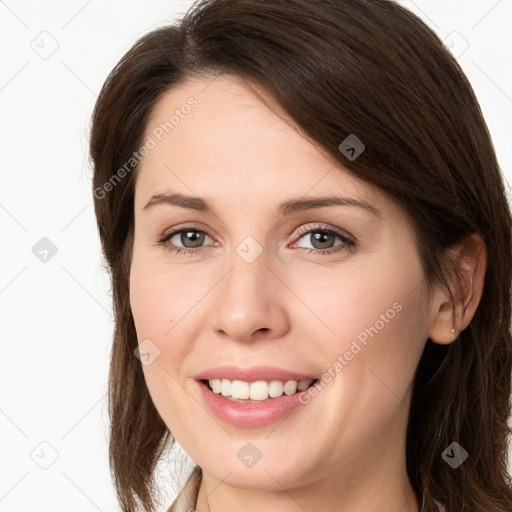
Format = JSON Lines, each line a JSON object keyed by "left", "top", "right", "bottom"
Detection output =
{"left": 429, "top": 295, "right": 459, "bottom": 345}
{"left": 428, "top": 233, "right": 487, "bottom": 345}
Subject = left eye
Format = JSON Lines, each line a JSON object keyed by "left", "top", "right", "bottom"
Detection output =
{"left": 293, "top": 229, "right": 350, "bottom": 251}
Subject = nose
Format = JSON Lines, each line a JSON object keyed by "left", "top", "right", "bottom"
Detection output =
{"left": 210, "top": 245, "right": 290, "bottom": 344}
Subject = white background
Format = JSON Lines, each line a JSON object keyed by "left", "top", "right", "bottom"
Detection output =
{"left": 1, "top": 1, "right": 511, "bottom": 511}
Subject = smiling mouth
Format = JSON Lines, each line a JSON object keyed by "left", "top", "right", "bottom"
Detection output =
{"left": 200, "top": 378, "right": 320, "bottom": 402}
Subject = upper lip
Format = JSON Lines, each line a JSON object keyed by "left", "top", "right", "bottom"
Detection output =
{"left": 194, "top": 365, "right": 318, "bottom": 383}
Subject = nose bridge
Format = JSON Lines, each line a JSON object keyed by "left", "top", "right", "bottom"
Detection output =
{"left": 222, "top": 234, "right": 270, "bottom": 303}
{"left": 210, "top": 235, "right": 289, "bottom": 341}
{"left": 219, "top": 220, "right": 269, "bottom": 284}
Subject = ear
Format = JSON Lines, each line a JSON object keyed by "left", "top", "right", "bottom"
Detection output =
{"left": 428, "top": 233, "right": 487, "bottom": 345}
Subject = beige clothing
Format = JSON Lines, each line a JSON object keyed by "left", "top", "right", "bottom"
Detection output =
{"left": 166, "top": 465, "right": 202, "bottom": 512}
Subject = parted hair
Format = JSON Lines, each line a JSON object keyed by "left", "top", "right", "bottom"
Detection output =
{"left": 89, "top": 1, "right": 512, "bottom": 510}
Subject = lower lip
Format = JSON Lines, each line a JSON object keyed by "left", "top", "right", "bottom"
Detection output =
{"left": 196, "top": 380, "right": 313, "bottom": 428}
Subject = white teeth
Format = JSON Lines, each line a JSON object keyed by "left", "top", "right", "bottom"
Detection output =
{"left": 210, "top": 379, "right": 222, "bottom": 394}
{"left": 208, "top": 378, "right": 314, "bottom": 400}
{"left": 283, "top": 380, "right": 297, "bottom": 395}
{"left": 249, "top": 380, "right": 268, "bottom": 400}
{"left": 220, "top": 379, "right": 231, "bottom": 397}
{"left": 297, "top": 379, "right": 311, "bottom": 391}
{"left": 268, "top": 380, "right": 283, "bottom": 398}
{"left": 231, "top": 380, "right": 250, "bottom": 399}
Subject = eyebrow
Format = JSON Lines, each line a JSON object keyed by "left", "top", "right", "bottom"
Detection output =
{"left": 143, "top": 192, "right": 382, "bottom": 218}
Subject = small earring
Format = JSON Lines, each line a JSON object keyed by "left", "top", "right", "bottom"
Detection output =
{"left": 449, "top": 328, "right": 455, "bottom": 333}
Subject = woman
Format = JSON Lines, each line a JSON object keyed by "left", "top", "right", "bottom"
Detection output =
{"left": 89, "top": 0, "right": 512, "bottom": 511}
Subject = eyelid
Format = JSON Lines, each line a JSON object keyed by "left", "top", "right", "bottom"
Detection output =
{"left": 159, "top": 222, "right": 216, "bottom": 240}
{"left": 157, "top": 221, "right": 356, "bottom": 256}
{"left": 292, "top": 223, "right": 355, "bottom": 244}
{"left": 159, "top": 222, "right": 352, "bottom": 243}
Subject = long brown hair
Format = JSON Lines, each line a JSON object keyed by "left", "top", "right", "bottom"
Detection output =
{"left": 89, "top": 1, "right": 512, "bottom": 510}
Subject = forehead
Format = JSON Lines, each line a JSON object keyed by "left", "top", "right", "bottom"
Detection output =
{"left": 135, "top": 75, "right": 383, "bottom": 214}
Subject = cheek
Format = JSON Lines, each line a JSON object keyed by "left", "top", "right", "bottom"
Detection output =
{"left": 129, "top": 253, "right": 210, "bottom": 373}
{"left": 301, "top": 252, "right": 428, "bottom": 390}
{"left": 299, "top": 262, "right": 423, "bottom": 347}
{"left": 128, "top": 256, "right": 202, "bottom": 432}
{"left": 129, "top": 269, "right": 170, "bottom": 342}
{"left": 130, "top": 244, "right": 183, "bottom": 335}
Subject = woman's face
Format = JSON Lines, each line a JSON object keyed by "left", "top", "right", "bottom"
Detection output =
{"left": 130, "top": 75, "right": 434, "bottom": 493}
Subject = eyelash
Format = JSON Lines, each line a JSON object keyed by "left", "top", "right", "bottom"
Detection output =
{"left": 157, "top": 223, "right": 356, "bottom": 257}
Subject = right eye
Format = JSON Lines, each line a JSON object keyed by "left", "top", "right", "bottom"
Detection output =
{"left": 158, "top": 227, "right": 216, "bottom": 255}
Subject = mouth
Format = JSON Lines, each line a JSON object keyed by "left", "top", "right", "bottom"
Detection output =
{"left": 199, "top": 378, "right": 320, "bottom": 403}
{"left": 195, "top": 375, "right": 322, "bottom": 428}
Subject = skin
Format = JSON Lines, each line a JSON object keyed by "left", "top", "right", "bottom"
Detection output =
{"left": 129, "top": 75, "right": 486, "bottom": 512}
